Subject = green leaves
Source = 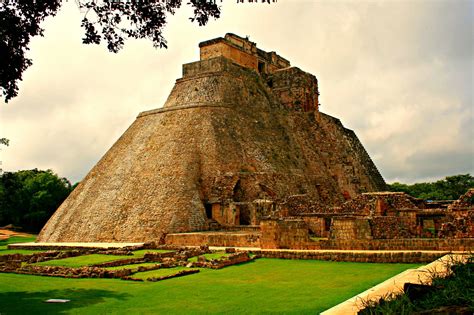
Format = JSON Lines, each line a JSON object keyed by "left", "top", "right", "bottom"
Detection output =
{"left": 1, "top": 0, "right": 221, "bottom": 102}
{"left": 0, "top": 0, "right": 62, "bottom": 102}
{"left": 0, "top": 169, "right": 74, "bottom": 232}
{"left": 388, "top": 174, "right": 474, "bottom": 200}
{"left": 0, "top": 138, "right": 9, "bottom": 146}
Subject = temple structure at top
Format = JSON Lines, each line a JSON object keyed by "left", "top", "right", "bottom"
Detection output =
{"left": 197, "top": 33, "right": 319, "bottom": 113}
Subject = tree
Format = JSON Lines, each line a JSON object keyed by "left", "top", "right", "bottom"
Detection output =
{"left": 1, "top": 1, "right": 62, "bottom": 103}
{"left": 0, "top": 138, "right": 8, "bottom": 174}
{"left": 0, "top": 169, "right": 74, "bottom": 232}
{"left": 387, "top": 174, "right": 474, "bottom": 200}
{"left": 0, "top": 138, "right": 9, "bottom": 146}
{"left": 1, "top": 0, "right": 275, "bottom": 103}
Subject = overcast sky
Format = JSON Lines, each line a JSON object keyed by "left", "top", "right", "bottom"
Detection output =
{"left": 0, "top": 0, "right": 472, "bottom": 184}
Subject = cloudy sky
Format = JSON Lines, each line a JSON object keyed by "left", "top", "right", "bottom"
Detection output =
{"left": 1, "top": 0, "right": 472, "bottom": 184}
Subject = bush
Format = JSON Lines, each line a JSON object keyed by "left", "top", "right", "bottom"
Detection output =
{"left": 0, "top": 169, "right": 75, "bottom": 232}
{"left": 359, "top": 256, "right": 474, "bottom": 314}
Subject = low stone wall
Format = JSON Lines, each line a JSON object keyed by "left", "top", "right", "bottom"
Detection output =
{"left": 12, "top": 265, "right": 132, "bottom": 279}
{"left": 0, "top": 250, "right": 91, "bottom": 264}
{"left": 318, "top": 238, "right": 474, "bottom": 251}
{"left": 260, "top": 219, "right": 310, "bottom": 249}
{"left": 165, "top": 232, "right": 260, "bottom": 247}
{"left": 330, "top": 217, "right": 372, "bottom": 240}
{"left": 91, "top": 251, "right": 178, "bottom": 268}
{"left": 0, "top": 247, "right": 212, "bottom": 281}
{"left": 147, "top": 269, "right": 200, "bottom": 282}
{"left": 221, "top": 225, "right": 261, "bottom": 232}
{"left": 188, "top": 252, "right": 252, "bottom": 269}
{"left": 301, "top": 216, "right": 330, "bottom": 238}
{"left": 7, "top": 244, "right": 145, "bottom": 251}
{"left": 252, "top": 250, "right": 446, "bottom": 263}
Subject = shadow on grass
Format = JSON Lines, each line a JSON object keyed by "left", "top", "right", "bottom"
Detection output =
{"left": 0, "top": 288, "right": 131, "bottom": 314}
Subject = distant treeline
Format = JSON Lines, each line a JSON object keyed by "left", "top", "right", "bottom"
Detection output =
{"left": 0, "top": 169, "right": 77, "bottom": 232}
{"left": 388, "top": 174, "right": 473, "bottom": 201}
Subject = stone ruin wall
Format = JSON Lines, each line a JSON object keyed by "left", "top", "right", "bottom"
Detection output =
{"left": 199, "top": 33, "right": 291, "bottom": 75}
{"left": 267, "top": 67, "right": 319, "bottom": 112}
{"left": 200, "top": 37, "right": 258, "bottom": 71}
{"left": 329, "top": 217, "right": 372, "bottom": 240}
{"left": 370, "top": 216, "right": 418, "bottom": 239}
{"left": 326, "top": 191, "right": 474, "bottom": 240}
{"left": 260, "top": 219, "right": 311, "bottom": 249}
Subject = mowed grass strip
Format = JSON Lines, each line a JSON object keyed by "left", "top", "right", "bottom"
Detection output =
{"left": 0, "top": 235, "right": 41, "bottom": 255}
{"left": 32, "top": 249, "right": 175, "bottom": 267}
{"left": 0, "top": 258, "right": 421, "bottom": 314}
{"left": 33, "top": 254, "right": 134, "bottom": 268}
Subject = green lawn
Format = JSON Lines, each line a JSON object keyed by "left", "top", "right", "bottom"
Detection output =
{"left": 0, "top": 258, "right": 421, "bottom": 314}
{"left": 33, "top": 254, "right": 135, "bottom": 268}
{"left": 0, "top": 249, "right": 44, "bottom": 255}
{"left": 0, "top": 235, "right": 40, "bottom": 255}
{"left": 32, "top": 250, "right": 174, "bottom": 268}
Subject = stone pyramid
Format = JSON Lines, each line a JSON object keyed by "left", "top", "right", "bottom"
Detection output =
{"left": 38, "top": 34, "right": 386, "bottom": 242}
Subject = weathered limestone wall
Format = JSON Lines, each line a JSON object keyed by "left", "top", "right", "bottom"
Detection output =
{"left": 211, "top": 203, "right": 240, "bottom": 226}
{"left": 260, "top": 219, "right": 310, "bottom": 249}
{"left": 199, "top": 33, "right": 291, "bottom": 75}
{"left": 268, "top": 67, "right": 319, "bottom": 112}
{"left": 318, "top": 116, "right": 387, "bottom": 197}
{"left": 301, "top": 216, "right": 330, "bottom": 238}
{"left": 199, "top": 34, "right": 259, "bottom": 71}
{"left": 370, "top": 216, "right": 417, "bottom": 239}
{"left": 340, "top": 192, "right": 420, "bottom": 215}
{"left": 165, "top": 232, "right": 260, "bottom": 247}
{"left": 448, "top": 188, "right": 474, "bottom": 211}
{"left": 200, "top": 41, "right": 258, "bottom": 71}
{"left": 319, "top": 238, "right": 474, "bottom": 251}
{"left": 261, "top": 51, "right": 291, "bottom": 73}
{"left": 330, "top": 217, "right": 372, "bottom": 240}
{"left": 253, "top": 250, "right": 445, "bottom": 263}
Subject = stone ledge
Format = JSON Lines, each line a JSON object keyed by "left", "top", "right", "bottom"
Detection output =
{"left": 137, "top": 103, "right": 233, "bottom": 118}
{"left": 8, "top": 242, "right": 144, "bottom": 250}
{"left": 165, "top": 231, "right": 261, "bottom": 248}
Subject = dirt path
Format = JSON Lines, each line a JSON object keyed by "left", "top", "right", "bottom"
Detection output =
{"left": 0, "top": 229, "right": 34, "bottom": 239}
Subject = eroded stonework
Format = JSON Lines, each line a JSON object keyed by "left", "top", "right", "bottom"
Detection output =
{"left": 38, "top": 34, "right": 386, "bottom": 242}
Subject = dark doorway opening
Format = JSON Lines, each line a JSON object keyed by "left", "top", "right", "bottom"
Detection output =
{"left": 324, "top": 218, "right": 332, "bottom": 231}
{"left": 205, "top": 203, "right": 212, "bottom": 219}
{"left": 258, "top": 61, "right": 265, "bottom": 73}
{"left": 267, "top": 78, "right": 273, "bottom": 88}
{"left": 239, "top": 204, "right": 251, "bottom": 225}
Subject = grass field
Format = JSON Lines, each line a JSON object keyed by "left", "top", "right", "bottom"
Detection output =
{"left": 33, "top": 250, "right": 175, "bottom": 267}
{"left": 0, "top": 258, "right": 421, "bottom": 314}
{"left": 0, "top": 235, "right": 40, "bottom": 255}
